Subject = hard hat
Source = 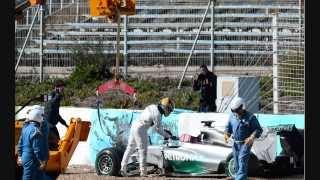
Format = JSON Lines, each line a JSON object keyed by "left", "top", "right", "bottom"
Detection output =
{"left": 160, "top": 97, "right": 175, "bottom": 116}
{"left": 230, "top": 97, "right": 246, "bottom": 111}
{"left": 26, "top": 105, "right": 44, "bottom": 123}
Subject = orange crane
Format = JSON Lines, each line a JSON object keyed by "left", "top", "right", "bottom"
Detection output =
{"left": 15, "top": 1, "right": 136, "bottom": 179}
{"left": 89, "top": 0, "right": 136, "bottom": 78}
{"left": 89, "top": 0, "right": 136, "bottom": 79}
{"left": 90, "top": 0, "right": 138, "bottom": 100}
{"left": 15, "top": 118, "right": 91, "bottom": 180}
{"left": 89, "top": 0, "right": 136, "bottom": 21}
{"left": 15, "top": 0, "right": 45, "bottom": 19}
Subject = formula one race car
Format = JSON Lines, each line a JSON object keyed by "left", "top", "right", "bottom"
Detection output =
{"left": 95, "top": 118, "right": 304, "bottom": 178}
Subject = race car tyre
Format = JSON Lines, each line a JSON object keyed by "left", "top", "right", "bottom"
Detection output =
{"left": 225, "top": 152, "right": 260, "bottom": 177}
{"left": 95, "top": 148, "right": 121, "bottom": 176}
{"left": 225, "top": 153, "right": 236, "bottom": 177}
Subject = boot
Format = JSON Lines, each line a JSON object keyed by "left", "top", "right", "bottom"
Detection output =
{"left": 140, "top": 166, "right": 147, "bottom": 177}
{"left": 120, "top": 166, "right": 128, "bottom": 177}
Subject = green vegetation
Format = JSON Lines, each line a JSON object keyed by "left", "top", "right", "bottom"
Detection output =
{"left": 16, "top": 50, "right": 287, "bottom": 113}
{"left": 15, "top": 51, "right": 200, "bottom": 111}
{"left": 15, "top": 76, "right": 200, "bottom": 111}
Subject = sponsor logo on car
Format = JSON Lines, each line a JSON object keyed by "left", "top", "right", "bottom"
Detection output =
{"left": 164, "top": 152, "right": 202, "bottom": 161}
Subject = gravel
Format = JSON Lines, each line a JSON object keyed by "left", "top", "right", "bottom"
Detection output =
{"left": 57, "top": 165, "right": 304, "bottom": 180}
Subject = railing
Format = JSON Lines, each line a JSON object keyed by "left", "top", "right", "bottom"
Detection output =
{"left": 15, "top": 1, "right": 303, "bottom": 78}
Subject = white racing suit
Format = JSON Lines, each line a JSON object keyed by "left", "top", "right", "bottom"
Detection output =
{"left": 120, "top": 104, "right": 171, "bottom": 176}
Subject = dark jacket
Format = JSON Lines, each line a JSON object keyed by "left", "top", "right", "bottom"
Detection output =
{"left": 192, "top": 71, "right": 217, "bottom": 106}
{"left": 43, "top": 91, "right": 68, "bottom": 128}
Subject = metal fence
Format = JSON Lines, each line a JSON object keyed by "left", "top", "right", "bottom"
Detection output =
{"left": 15, "top": 0, "right": 304, "bottom": 113}
{"left": 275, "top": 14, "right": 304, "bottom": 113}
{"left": 15, "top": 0, "right": 302, "bottom": 74}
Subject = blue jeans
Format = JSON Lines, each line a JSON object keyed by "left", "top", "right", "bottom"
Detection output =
{"left": 233, "top": 143, "right": 252, "bottom": 180}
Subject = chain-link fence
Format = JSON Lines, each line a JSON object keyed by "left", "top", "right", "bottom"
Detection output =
{"left": 15, "top": 0, "right": 304, "bottom": 113}
{"left": 15, "top": 0, "right": 302, "bottom": 76}
{"left": 275, "top": 14, "right": 304, "bottom": 113}
{"left": 254, "top": 12, "right": 304, "bottom": 114}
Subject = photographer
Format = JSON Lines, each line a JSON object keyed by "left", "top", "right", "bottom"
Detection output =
{"left": 192, "top": 64, "right": 217, "bottom": 112}
{"left": 43, "top": 79, "right": 69, "bottom": 150}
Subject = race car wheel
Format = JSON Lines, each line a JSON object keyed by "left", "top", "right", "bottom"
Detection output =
{"left": 95, "top": 148, "right": 121, "bottom": 176}
{"left": 225, "top": 152, "right": 260, "bottom": 177}
{"left": 225, "top": 154, "right": 236, "bottom": 177}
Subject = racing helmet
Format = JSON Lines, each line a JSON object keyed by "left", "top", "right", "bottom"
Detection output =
{"left": 160, "top": 97, "right": 175, "bottom": 117}
{"left": 230, "top": 97, "right": 246, "bottom": 112}
{"left": 26, "top": 105, "right": 44, "bottom": 123}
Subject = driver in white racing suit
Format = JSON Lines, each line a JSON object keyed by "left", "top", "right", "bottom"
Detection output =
{"left": 120, "top": 97, "right": 175, "bottom": 177}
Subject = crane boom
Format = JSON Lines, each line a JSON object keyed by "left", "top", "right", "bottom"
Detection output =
{"left": 89, "top": 0, "right": 136, "bottom": 21}
{"left": 15, "top": 0, "right": 45, "bottom": 19}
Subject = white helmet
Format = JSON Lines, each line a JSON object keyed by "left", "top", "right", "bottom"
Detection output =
{"left": 230, "top": 97, "right": 246, "bottom": 111}
{"left": 26, "top": 105, "right": 44, "bottom": 123}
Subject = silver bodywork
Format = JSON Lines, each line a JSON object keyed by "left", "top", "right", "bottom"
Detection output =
{"left": 126, "top": 121, "right": 277, "bottom": 174}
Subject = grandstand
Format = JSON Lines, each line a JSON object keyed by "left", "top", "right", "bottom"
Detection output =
{"left": 14, "top": 0, "right": 304, "bottom": 113}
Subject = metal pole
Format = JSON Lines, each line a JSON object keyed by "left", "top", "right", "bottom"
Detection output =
{"left": 15, "top": 20, "right": 17, "bottom": 33}
{"left": 76, "top": 0, "right": 79, "bottom": 22}
{"left": 272, "top": 14, "right": 279, "bottom": 114}
{"left": 176, "top": 27, "right": 180, "bottom": 50}
{"left": 298, "top": 0, "right": 302, "bottom": 57}
{"left": 15, "top": 5, "right": 41, "bottom": 72}
{"left": 115, "top": 9, "right": 121, "bottom": 78}
{"left": 39, "top": 5, "right": 44, "bottom": 82}
{"left": 210, "top": 0, "right": 215, "bottom": 72}
{"left": 61, "top": 0, "right": 63, "bottom": 9}
{"left": 177, "top": 0, "right": 211, "bottom": 89}
{"left": 49, "top": 0, "right": 52, "bottom": 15}
{"left": 123, "top": 15, "right": 128, "bottom": 79}
{"left": 26, "top": 10, "right": 29, "bottom": 25}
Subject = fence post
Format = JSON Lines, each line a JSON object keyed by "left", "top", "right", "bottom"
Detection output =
{"left": 298, "top": 0, "right": 302, "bottom": 58}
{"left": 76, "top": 0, "right": 79, "bottom": 22}
{"left": 210, "top": 0, "right": 215, "bottom": 72}
{"left": 39, "top": 5, "right": 44, "bottom": 82}
{"left": 272, "top": 14, "right": 279, "bottom": 114}
{"left": 124, "top": 15, "right": 128, "bottom": 79}
{"left": 26, "top": 10, "right": 29, "bottom": 25}
{"left": 49, "top": 0, "right": 52, "bottom": 14}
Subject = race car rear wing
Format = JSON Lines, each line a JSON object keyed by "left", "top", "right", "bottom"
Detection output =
{"left": 267, "top": 124, "right": 304, "bottom": 166}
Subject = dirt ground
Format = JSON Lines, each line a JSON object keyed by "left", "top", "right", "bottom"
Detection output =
{"left": 57, "top": 165, "right": 304, "bottom": 180}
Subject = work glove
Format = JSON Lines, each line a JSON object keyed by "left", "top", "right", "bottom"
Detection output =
{"left": 244, "top": 135, "right": 255, "bottom": 146}
{"left": 39, "top": 160, "right": 47, "bottom": 170}
{"left": 163, "top": 129, "right": 172, "bottom": 140}
{"left": 224, "top": 133, "right": 230, "bottom": 144}
{"left": 17, "top": 156, "right": 22, "bottom": 166}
